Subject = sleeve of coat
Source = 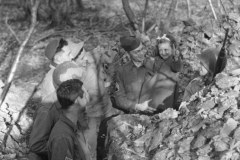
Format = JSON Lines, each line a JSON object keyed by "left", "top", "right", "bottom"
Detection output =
{"left": 29, "top": 106, "right": 55, "bottom": 154}
{"left": 49, "top": 137, "right": 74, "bottom": 160}
{"left": 113, "top": 70, "right": 136, "bottom": 113}
{"left": 170, "top": 57, "right": 182, "bottom": 73}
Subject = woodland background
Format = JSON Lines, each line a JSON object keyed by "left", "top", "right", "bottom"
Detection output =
{"left": 0, "top": 0, "right": 240, "bottom": 159}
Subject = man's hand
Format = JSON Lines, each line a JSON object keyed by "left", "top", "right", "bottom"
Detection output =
{"left": 135, "top": 99, "right": 156, "bottom": 113}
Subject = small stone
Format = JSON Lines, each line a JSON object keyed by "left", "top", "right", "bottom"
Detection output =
{"left": 10, "top": 125, "right": 21, "bottom": 141}
{"left": 2, "top": 153, "right": 16, "bottom": 160}
{"left": 230, "top": 68, "right": 240, "bottom": 76}
{"left": 233, "top": 127, "right": 240, "bottom": 141}
{"left": 6, "top": 136, "right": 19, "bottom": 149}
{"left": 216, "top": 76, "right": 240, "bottom": 89}
{"left": 220, "top": 118, "right": 238, "bottom": 137}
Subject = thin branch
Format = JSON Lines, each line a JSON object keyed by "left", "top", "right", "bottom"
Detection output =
{"left": 146, "top": 23, "right": 156, "bottom": 34}
{"left": 142, "top": 0, "right": 149, "bottom": 34}
{"left": 186, "top": 0, "right": 191, "bottom": 19}
{"left": 0, "top": 0, "right": 40, "bottom": 108}
{"left": 219, "top": 0, "right": 227, "bottom": 15}
{"left": 208, "top": 0, "right": 218, "bottom": 20}
{"left": 122, "top": 0, "right": 139, "bottom": 32}
{"left": 5, "top": 18, "right": 21, "bottom": 44}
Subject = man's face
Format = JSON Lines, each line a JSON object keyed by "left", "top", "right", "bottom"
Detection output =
{"left": 54, "top": 45, "right": 72, "bottom": 64}
{"left": 128, "top": 43, "right": 146, "bottom": 62}
{"left": 74, "top": 49, "right": 88, "bottom": 67}
{"left": 158, "top": 42, "right": 172, "bottom": 60}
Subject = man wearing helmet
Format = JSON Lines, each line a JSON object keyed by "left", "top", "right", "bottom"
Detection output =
{"left": 182, "top": 48, "right": 226, "bottom": 101}
{"left": 39, "top": 38, "right": 85, "bottom": 103}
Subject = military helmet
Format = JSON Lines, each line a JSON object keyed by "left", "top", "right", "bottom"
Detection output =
{"left": 52, "top": 61, "right": 83, "bottom": 88}
{"left": 197, "top": 48, "right": 219, "bottom": 74}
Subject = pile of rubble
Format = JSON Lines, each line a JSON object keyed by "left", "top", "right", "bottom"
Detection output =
{"left": 107, "top": 69, "right": 240, "bottom": 160}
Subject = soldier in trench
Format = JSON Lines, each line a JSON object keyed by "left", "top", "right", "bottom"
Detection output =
{"left": 142, "top": 33, "right": 182, "bottom": 113}
{"left": 112, "top": 36, "right": 157, "bottom": 114}
{"left": 47, "top": 79, "right": 90, "bottom": 160}
{"left": 29, "top": 61, "right": 91, "bottom": 160}
{"left": 38, "top": 38, "right": 85, "bottom": 103}
{"left": 112, "top": 35, "right": 181, "bottom": 114}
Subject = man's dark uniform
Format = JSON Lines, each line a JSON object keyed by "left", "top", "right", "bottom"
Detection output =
{"left": 29, "top": 102, "right": 62, "bottom": 159}
{"left": 48, "top": 114, "right": 86, "bottom": 160}
{"left": 114, "top": 60, "right": 154, "bottom": 113}
{"left": 114, "top": 56, "right": 181, "bottom": 113}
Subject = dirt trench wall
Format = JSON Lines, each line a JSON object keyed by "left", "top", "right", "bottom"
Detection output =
{"left": 106, "top": 70, "right": 240, "bottom": 160}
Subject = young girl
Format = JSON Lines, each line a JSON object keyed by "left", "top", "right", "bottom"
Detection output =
{"left": 143, "top": 34, "right": 182, "bottom": 113}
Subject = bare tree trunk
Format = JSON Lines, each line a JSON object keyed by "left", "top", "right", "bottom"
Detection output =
{"left": 75, "top": 0, "right": 84, "bottom": 10}
{"left": 47, "top": 0, "right": 74, "bottom": 29}
{"left": 208, "top": 0, "right": 217, "bottom": 20}
{"left": 186, "top": 0, "right": 191, "bottom": 18}
{"left": 122, "top": 0, "right": 139, "bottom": 32}
{"left": 167, "top": 0, "right": 178, "bottom": 20}
{"left": 142, "top": 0, "right": 149, "bottom": 34}
{"left": 0, "top": 0, "right": 40, "bottom": 108}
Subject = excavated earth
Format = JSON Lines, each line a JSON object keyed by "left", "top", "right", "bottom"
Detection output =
{"left": 107, "top": 69, "right": 240, "bottom": 160}
{"left": 1, "top": 0, "right": 240, "bottom": 160}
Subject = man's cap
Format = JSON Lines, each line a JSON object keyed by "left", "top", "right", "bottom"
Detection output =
{"left": 197, "top": 48, "right": 219, "bottom": 73}
{"left": 45, "top": 39, "right": 61, "bottom": 61}
{"left": 45, "top": 38, "right": 84, "bottom": 62}
{"left": 68, "top": 41, "right": 84, "bottom": 59}
{"left": 52, "top": 61, "right": 81, "bottom": 88}
{"left": 120, "top": 36, "right": 141, "bottom": 52}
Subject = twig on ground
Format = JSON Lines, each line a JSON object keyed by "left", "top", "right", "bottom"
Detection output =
{"left": 208, "top": 0, "right": 218, "bottom": 20}
{"left": 5, "top": 18, "right": 21, "bottom": 44}
{"left": 0, "top": 0, "right": 41, "bottom": 109}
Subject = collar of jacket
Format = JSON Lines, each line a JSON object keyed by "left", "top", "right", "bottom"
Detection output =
{"left": 55, "top": 101, "right": 62, "bottom": 109}
{"left": 59, "top": 114, "right": 78, "bottom": 133}
{"left": 131, "top": 59, "right": 143, "bottom": 68}
{"left": 128, "top": 60, "right": 154, "bottom": 77}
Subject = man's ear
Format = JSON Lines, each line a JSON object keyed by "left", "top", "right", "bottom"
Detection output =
{"left": 53, "top": 54, "right": 60, "bottom": 64}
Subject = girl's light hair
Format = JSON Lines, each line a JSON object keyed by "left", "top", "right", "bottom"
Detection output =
{"left": 156, "top": 34, "right": 176, "bottom": 49}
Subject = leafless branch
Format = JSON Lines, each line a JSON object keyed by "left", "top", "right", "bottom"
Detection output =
{"left": 156, "top": 0, "right": 167, "bottom": 27}
{"left": 219, "top": 0, "right": 228, "bottom": 15}
{"left": 167, "top": 0, "right": 178, "bottom": 20}
{"left": 208, "top": 0, "right": 218, "bottom": 20}
{"left": 186, "top": 0, "right": 191, "bottom": 18}
{"left": 120, "top": 16, "right": 133, "bottom": 36}
{"left": 146, "top": 23, "right": 156, "bottom": 34}
{"left": 0, "top": 0, "right": 40, "bottom": 108}
{"left": 5, "top": 18, "right": 21, "bottom": 44}
{"left": 122, "top": 0, "right": 139, "bottom": 32}
{"left": 142, "top": 0, "right": 149, "bottom": 34}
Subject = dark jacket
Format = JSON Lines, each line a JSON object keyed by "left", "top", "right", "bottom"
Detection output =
{"left": 29, "top": 102, "right": 62, "bottom": 155}
{"left": 48, "top": 114, "right": 86, "bottom": 160}
{"left": 113, "top": 59, "right": 154, "bottom": 113}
